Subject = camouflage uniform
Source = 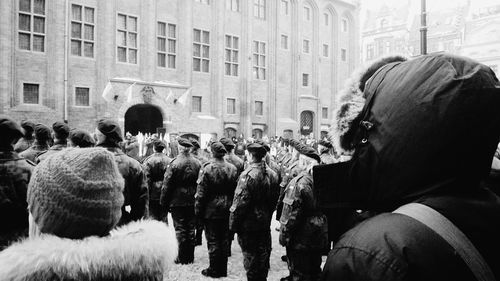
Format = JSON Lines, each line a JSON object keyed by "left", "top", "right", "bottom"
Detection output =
{"left": 276, "top": 160, "right": 301, "bottom": 221}
{"left": 320, "top": 151, "right": 336, "bottom": 165}
{"left": 142, "top": 152, "right": 171, "bottom": 221}
{"left": 13, "top": 137, "right": 34, "bottom": 153}
{"left": 279, "top": 172, "right": 328, "bottom": 281}
{"left": 195, "top": 159, "right": 238, "bottom": 275}
{"left": 192, "top": 150, "right": 209, "bottom": 245}
{"left": 0, "top": 150, "right": 34, "bottom": 249}
{"left": 19, "top": 142, "right": 49, "bottom": 163}
{"left": 161, "top": 152, "right": 201, "bottom": 264}
{"left": 225, "top": 153, "right": 244, "bottom": 177}
{"left": 35, "top": 142, "right": 67, "bottom": 163}
{"left": 97, "top": 145, "right": 149, "bottom": 225}
{"left": 229, "top": 162, "right": 280, "bottom": 281}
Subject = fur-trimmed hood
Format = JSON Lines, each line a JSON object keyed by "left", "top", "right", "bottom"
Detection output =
{"left": 0, "top": 220, "right": 177, "bottom": 281}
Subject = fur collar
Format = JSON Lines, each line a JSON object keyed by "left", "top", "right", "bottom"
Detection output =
{"left": 0, "top": 220, "right": 177, "bottom": 281}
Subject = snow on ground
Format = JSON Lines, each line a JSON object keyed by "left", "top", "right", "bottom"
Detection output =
{"left": 165, "top": 214, "right": 290, "bottom": 280}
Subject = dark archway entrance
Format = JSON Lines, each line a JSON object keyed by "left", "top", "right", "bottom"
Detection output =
{"left": 125, "top": 104, "right": 163, "bottom": 135}
{"left": 300, "top": 111, "right": 314, "bottom": 136}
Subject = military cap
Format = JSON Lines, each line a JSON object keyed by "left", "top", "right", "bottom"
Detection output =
{"left": 219, "top": 137, "right": 235, "bottom": 149}
{"left": 247, "top": 142, "right": 267, "bottom": 158}
{"left": 318, "top": 139, "right": 333, "bottom": 149}
{"left": 34, "top": 123, "right": 52, "bottom": 142}
{"left": 0, "top": 115, "right": 24, "bottom": 141}
{"left": 177, "top": 138, "right": 193, "bottom": 148}
{"left": 97, "top": 119, "right": 123, "bottom": 142}
{"left": 20, "top": 120, "right": 35, "bottom": 133}
{"left": 298, "top": 145, "right": 321, "bottom": 163}
{"left": 191, "top": 139, "right": 201, "bottom": 149}
{"left": 52, "top": 121, "right": 70, "bottom": 139}
{"left": 256, "top": 140, "right": 271, "bottom": 152}
{"left": 69, "top": 129, "right": 95, "bottom": 148}
{"left": 153, "top": 139, "right": 166, "bottom": 151}
{"left": 211, "top": 141, "right": 227, "bottom": 154}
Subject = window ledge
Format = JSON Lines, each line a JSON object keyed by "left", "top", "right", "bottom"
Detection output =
{"left": 11, "top": 104, "right": 53, "bottom": 112}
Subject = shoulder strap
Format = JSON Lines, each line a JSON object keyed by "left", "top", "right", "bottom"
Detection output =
{"left": 394, "top": 203, "right": 496, "bottom": 281}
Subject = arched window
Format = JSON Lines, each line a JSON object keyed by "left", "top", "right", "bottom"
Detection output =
{"left": 252, "top": 128, "right": 263, "bottom": 140}
{"left": 224, "top": 127, "right": 237, "bottom": 139}
{"left": 300, "top": 111, "right": 314, "bottom": 136}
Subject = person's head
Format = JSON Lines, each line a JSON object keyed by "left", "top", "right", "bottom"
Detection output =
{"left": 0, "top": 116, "right": 25, "bottom": 149}
{"left": 95, "top": 119, "right": 123, "bottom": 146}
{"left": 190, "top": 139, "right": 201, "bottom": 153}
{"left": 69, "top": 129, "right": 95, "bottom": 148}
{"left": 219, "top": 137, "right": 235, "bottom": 153}
{"left": 177, "top": 138, "right": 193, "bottom": 153}
{"left": 34, "top": 123, "right": 52, "bottom": 145}
{"left": 296, "top": 145, "right": 320, "bottom": 173}
{"left": 334, "top": 53, "right": 500, "bottom": 211}
{"left": 211, "top": 141, "right": 227, "bottom": 159}
{"left": 52, "top": 121, "right": 70, "bottom": 142}
{"left": 247, "top": 143, "right": 267, "bottom": 163}
{"left": 20, "top": 120, "right": 35, "bottom": 139}
{"left": 153, "top": 139, "right": 166, "bottom": 153}
{"left": 28, "top": 147, "right": 124, "bottom": 239}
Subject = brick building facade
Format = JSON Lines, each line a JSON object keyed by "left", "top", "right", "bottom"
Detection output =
{"left": 0, "top": 0, "right": 359, "bottom": 140}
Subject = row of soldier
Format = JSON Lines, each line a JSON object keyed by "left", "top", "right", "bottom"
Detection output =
{"left": 1, "top": 115, "right": 337, "bottom": 281}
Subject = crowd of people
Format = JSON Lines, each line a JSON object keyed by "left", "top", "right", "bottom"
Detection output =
{"left": 1, "top": 52, "right": 500, "bottom": 281}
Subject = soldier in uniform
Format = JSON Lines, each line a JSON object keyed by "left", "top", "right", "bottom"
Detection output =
{"left": 190, "top": 139, "right": 208, "bottom": 246}
{"left": 19, "top": 123, "right": 51, "bottom": 163}
{"left": 14, "top": 120, "right": 35, "bottom": 153}
{"left": 220, "top": 138, "right": 244, "bottom": 177}
{"left": 279, "top": 146, "right": 328, "bottom": 281}
{"left": 142, "top": 140, "right": 171, "bottom": 221}
{"left": 195, "top": 142, "right": 238, "bottom": 277}
{"left": 68, "top": 128, "right": 95, "bottom": 148}
{"left": 318, "top": 140, "right": 336, "bottom": 165}
{"left": 161, "top": 138, "right": 201, "bottom": 264}
{"left": 229, "top": 143, "right": 280, "bottom": 281}
{"left": 95, "top": 118, "right": 149, "bottom": 225}
{"left": 35, "top": 121, "right": 70, "bottom": 163}
{"left": 0, "top": 116, "right": 35, "bottom": 250}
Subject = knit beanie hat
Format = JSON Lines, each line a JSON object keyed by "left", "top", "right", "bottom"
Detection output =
{"left": 28, "top": 147, "right": 124, "bottom": 239}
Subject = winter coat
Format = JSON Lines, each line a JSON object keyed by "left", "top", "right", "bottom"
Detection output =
{"left": 0, "top": 150, "right": 34, "bottom": 249}
{"left": 229, "top": 162, "right": 279, "bottom": 233}
{"left": 142, "top": 152, "right": 171, "bottom": 201}
{"left": 195, "top": 159, "right": 238, "bottom": 219}
{"left": 97, "top": 144, "right": 149, "bottom": 225}
{"left": 160, "top": 152, "right": 201, "bottom": 208}
{"left": 322, "top": 53, "right": 500, "bottom": 280}
{"left": 0, "top": 220, "right": 177, "bottom": 281}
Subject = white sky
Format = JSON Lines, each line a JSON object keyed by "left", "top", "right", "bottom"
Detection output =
{"left": 360, "top": 0, "right": 500, "bottom": 25}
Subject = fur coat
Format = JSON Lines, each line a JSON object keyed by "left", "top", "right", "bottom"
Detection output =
{"left": 0, "top": 220, "right": 177, "bottom": 281}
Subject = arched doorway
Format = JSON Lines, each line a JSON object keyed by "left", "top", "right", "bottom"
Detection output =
{"left": 300, "top": 111, "right": 314, "bottom": 136}
{"left": 124, "top": 104, "right": 163, "bottom": 135}
{"left": 224, "top": 128, "right": 237, "bottom": 139}
{"left": 252, "top": 129, "right": 263, "bottom": 140}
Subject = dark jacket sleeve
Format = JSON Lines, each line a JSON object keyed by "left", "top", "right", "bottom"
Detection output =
{"left": 229, "top": 175, "right": 253, "bottom": 232}
{"left": 160, "top": 163, "right": 174, "bottom": 208}
{"left": 195, "top": 167, "right": 209, "bottom": 218}
{"left": 130, "top": 166, "right": 149, "bottom": 220}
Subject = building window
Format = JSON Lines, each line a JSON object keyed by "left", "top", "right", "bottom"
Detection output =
{"left": 342, "top": 18, "right": 348, "bottom": 32}
{"left": 323, "top": 44, "right": 329, "bottom": 57}
{"left": 227, "top": 98, "right": 236, "bottom": 114}
{"left": 18, "top": 0, "right": 46, "bottom": 52}
{"left": 255, "top": 101, "right": 263, "bottom": 116}
{"left": 226, "top": 0, "right": 239, "bottom": 12}
{"left": 195, "top": 0, "right": 210, "bottom": 4}
{"left": 281, "top": 0, "right": 289, "bottom": 15}
{"left": 341, "top": 49, "right": 347, "bottom": 61}
{"left": 116, "top": 13, "right": 138, "bottom": 64}
{"left": 225, "top": 35, "right": 239, "bottom": 76}
{"left": 193, "top": 29, "right": 210, "bottom": 72}
{"left": 366, "top": 43, "right": 374, "bottom": 60}
{"left": 192, "top": 96, "right": 202, "bottom": 112}
{"left": 379, "top": 18, "right": 387, "bottom": 29}
{"left": 304, "top": 6, "right": 311, "bottom": 21}
{"left": 302, "top": 73, "right": 309, "bottom": 87}
{"left": 75, "top": 87, "right": 90, "bottom": 106}
{"left": 157, "top": 22, "right": 176, "bottom": 68}
{"left": 281, "top": 34, "right": 288, "bottom": 50}
{"left": 322, "top": 107, "right": 328, "bottom": 119}
{"left": 253, "top": 41, "right": 266, "bottom": 80}
{"left": 23, "top": 83, "right": 39, "bottom": 104}
{"left": 70, "top": 5, "right": 94, "bottom": 58}
{"left": 324, "top": 13, "right": 329, "bottom": 25}
{"left": 303, "top": 39, "right": 310, "bottom": 53}
{"left": 254, "top": 0, "right": 266, "bottom": 19}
